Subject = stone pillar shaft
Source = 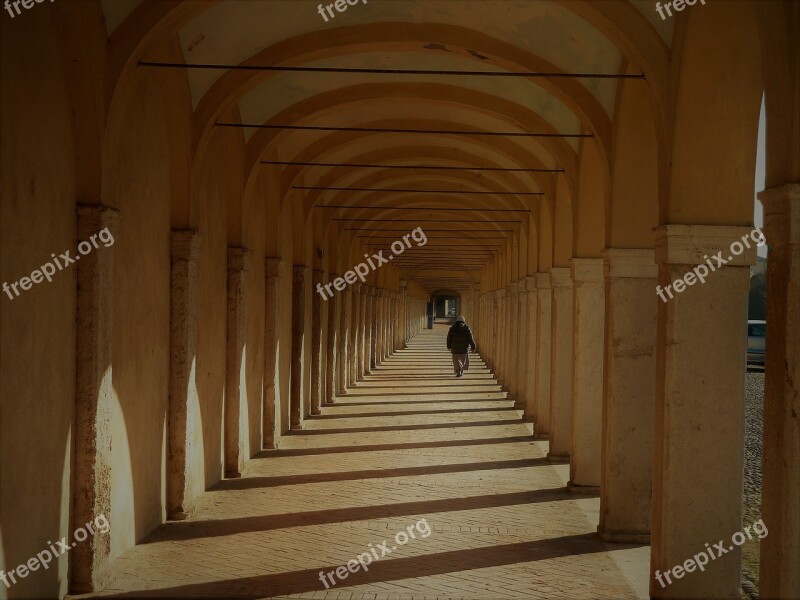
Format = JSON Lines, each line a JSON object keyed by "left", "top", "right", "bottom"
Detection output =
{"left": 569, "top": 259, "right": 603, "bottom": 491}
{"left": 264, "top": 258, "right": 284, "bottom": 441}
{"left": 548, "top": 268, "right": 572, "bottom": 461}
{"left": 290, "top": 264, "right": 309, "bottom": 427}
{"left": 72, "top": 204, "right": 119, "bottom": 593}
{"left": 598, "top": 249, "right": 656, "bottom": 543}
{"left": 757, "top": 184, "right": 800, "bottom": 599}
{"left": 225, "top": 247, "right": 251, "bottom": 476}
{"left": 310, "top": 270, "right": 326, "bottom": 416}
{"left": 337, "top": 286, "right": 351, "bottom": 395}
{"left": 535, "top": 273, "right": 552, "bottom": 437}
{"left": 167, "top": 230, "right": 202, "bottom": 520}
{"left": 651, "top": 225, "right": 755, "bottom": 598}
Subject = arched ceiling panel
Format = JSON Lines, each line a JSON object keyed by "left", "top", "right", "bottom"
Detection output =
{"left": 101, "top": 0, "right": 142, "bottom": 35}
{"left": 236, "top": 51, "right": 583, "bottom": 149}
{"left": 177, "top": 0, "right": 622, "bottom": 114}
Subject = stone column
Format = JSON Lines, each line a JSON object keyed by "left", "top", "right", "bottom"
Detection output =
{"left": 382, "top": 290, "right": 390, "bottom": 361}
{"left": 506, "top": 283, "right": 520, "bottom": 405}
{"left": 370, "top": 287, "right": 378, "bottom": 365}
{"left": 264, "top": 259, "right": 285, "bottom": 441}
{"left": 309, "top": 270, "right": 326, "bottom": 416}
{"left": 496, "top": 289, "right": 506, "bottom": 382}
{"left": 360, "top": 284, "right": 368, "bottom": 376}
{"left": 651, "top": 225, "right": 755, "bottom": 598}
{"left": 72, "top": 204, "right": 119, "bottom": 593}
{"left": 167, "top": 230, "right": 203, "bottom": 520}
{"left": 522, "top": 277, "right": 538, "bottom": 422}
{"left": 535, "top": 273, "right": 552, "bottom": 438}
{"left": 349, "top": 282, "right": 362, "bottom": 387}
{"left": 363, "top": 285, "right": 373, "bottom": 374}
{"left": 548, "top": 268, "right": 573, "bottom": 462}
{"left": 399, "top": 282, "right": 408, "bottom": 349}
{"left": 290, "top": 264, "right": 309, "bottom": 428}
{"left": 337, "top": 286, "right": 351, "bottom": 395}
{"left": 759, "top": 183, "right": 800, "bottom": 598}
{"left": 598, "top": 249, "right": 657, "bottom": 543}
{"left": 324, "top": 274, "right": 339, "bottom": 405}
{"left": 568, "top": 259, "right": 603, "bottom": 491}
{"left": 225, "top": 247, "right": 251, "bottom": 477}
{"left": 514, "top": 279, "right": 528, "bottom": 411}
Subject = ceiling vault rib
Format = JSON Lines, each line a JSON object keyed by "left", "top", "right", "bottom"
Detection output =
{"left": 295, "top": 186, "right": 542, "bottom": 196}
{"left": 332, "top": 218, "right": 522, "bottom": 223}
{"left": 139, "top": 61, "right": 645, "bottom": 79}
{"left": 262, "top": 161, "right": 563, "bottom": 173}
{"left": 220, "top": 122, "right": 588, "bottom": 138}
{"left": 317, "top": 205, "right": 530, "bottom": 212}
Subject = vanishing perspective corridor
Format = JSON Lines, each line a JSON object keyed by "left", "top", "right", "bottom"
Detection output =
{"left": 3, "top": 1, "right": 800, "bottom": 599}
{"left": 87, "top": 328, "right": 646, "bottom": 599}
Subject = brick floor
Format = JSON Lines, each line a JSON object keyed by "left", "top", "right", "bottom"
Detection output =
{"left": 82, "top": 327, "right": 649, "bottom": 600}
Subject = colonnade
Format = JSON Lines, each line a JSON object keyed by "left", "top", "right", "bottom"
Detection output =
{"left": 462, "top": 201, "right": 800, "bottom": 597}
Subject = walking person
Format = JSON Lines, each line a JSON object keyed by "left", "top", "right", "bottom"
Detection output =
{"left": 447, "top": 315, "right": 476, "bottom": 377}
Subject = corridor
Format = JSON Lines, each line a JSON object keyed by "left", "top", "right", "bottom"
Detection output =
{"left": 87, "top": 328, "right": 647, "bottom": 599}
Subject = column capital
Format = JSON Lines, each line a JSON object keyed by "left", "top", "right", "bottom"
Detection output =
{"left": 525, "top": 275, "right": 538, "bottom": 289}
{"left": 758, "top": 182, "right": 800, "bottom": 246}
{"left": 570, "top": 258, "right": 603, "bottom": 283}
{"left": 265, "top": 257, "right": 285, "bottom": 277}
{"left": 312, "top": 269, "right": 326, "bottom": 285}
{"left": 550, "top": 267, "right": 573, "bottom": 287}
{"left": 227, "top": 247, "right": 252, "bottom": 272}
{"left": 507, "top": 282, "right": 518, "bottom": 295}
{"left": 602, "top": 248, "right": 657, "bottom": 279}
{"left": 516, "top": 278, "right": 527, "bottom": 292}
{"left": 535, "top": 272, "right": 552, "bottom": 289}
{"left": 171, "top": 230, "right": 203, "bottom": 262}
{"left": 655, "top": 225, "right": 757, "bottom": 267}
{"left": 497, "top": 288, "right": 507, "bottom": 299}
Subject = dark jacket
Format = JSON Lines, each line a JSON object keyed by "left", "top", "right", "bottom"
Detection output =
{"left": 447, "top": 322, "right": 476, "bottom": 354}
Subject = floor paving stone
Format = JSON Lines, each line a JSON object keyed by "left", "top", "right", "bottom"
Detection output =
{"left": 79, "top": 328, "right": 649, "bottom": 600}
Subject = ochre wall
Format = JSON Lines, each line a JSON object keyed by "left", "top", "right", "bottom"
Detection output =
{"left": 0, "top": 8, "right": 77, "bottom": 599}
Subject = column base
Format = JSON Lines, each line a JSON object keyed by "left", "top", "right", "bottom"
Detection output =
{"left": 597, "top": 526, "right": 650, "bottom": 544}
{"left": 567, "top": 481, "right": 600, "bottom": 494}
{"left": 225, "top": 469, "right": 243, "bottom": 479}
{"left": 338, "top": 389, "right": 348, "bottom": 395}
{"left": 290, "top": 422, "right": 305, "bottom": 430}
{"left": 547, "top": 452, "right": 570, "bottom": 464}
{"left": 167, "top": 507, "right": 194, "bottom": 521}
{"left": 262, "top": 440, "right": 278, "bottom": 450}
{"left": 507, "top": 392, "right": 518, "bottom": 404}
{"left": 310, "top": 409, "right": 321, "bottom": 416}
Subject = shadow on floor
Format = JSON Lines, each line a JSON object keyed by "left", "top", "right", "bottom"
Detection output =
{"left": 102, "top": 534, "right": 641, "bottom": 599}
{"left": 213, "top": 457, "right": 551, "bottom": 490}
{"left": 141, "top": 487, "right": 575, "bottom": 544}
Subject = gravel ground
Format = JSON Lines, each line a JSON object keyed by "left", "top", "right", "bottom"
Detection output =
{"left": 742, "top": 370, "right": 764, "bottom": 598}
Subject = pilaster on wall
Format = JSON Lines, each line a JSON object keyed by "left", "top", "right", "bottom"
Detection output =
{"left": 167, "top": 230, "right": 203, "bottom": 520}
{"left": 349, "top": 282, "right": 362, "bottom": 388}
{"left": 72, "top": 204, "right": 119, "bottom": 593}
{"left": 225, "top": 247, "right": 252, "bottom": 477}
{"left": 598, "top": 249, "right": 656, "bottom": 543}
{"left": 548, "top": 268, "right": 572, "bottom": 462}
{"left": 758, "top": 183, "right": 800, "bottom": 599}
{"left": 264, "top": 258, "right": 284, "bottom": 445}
{"left": 651, "top": 225, "right": 755, "bottom": 599}
{"left": 569, "top": 259, "right": 603, "bottom": 492}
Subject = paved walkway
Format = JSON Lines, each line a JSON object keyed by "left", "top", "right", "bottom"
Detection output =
{"left": 84, "top": 327, "right": 649, "bottom": 599}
